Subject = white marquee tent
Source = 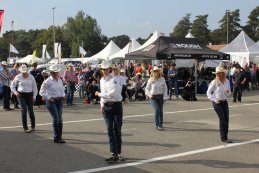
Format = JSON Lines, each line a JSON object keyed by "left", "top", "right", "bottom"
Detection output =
{"left": 185, "top": 32, "right": 194, "bottom": 38}
{"left": 249, "top": 41, "right": 259, "bottom": 52}
{"left": 220, "top": 30, "right": 259, "bottom": 67}
{"left": 17, "top": 55, "right": 45, "bottom": 64}
{"left": 134, "top": 30, "right": 161, "bottom": 52}
{"left": 109, "top": 38, "right": 141, "bottom": 60}
{"left": 89, "top": 40, "right": 121, "bottom": 61}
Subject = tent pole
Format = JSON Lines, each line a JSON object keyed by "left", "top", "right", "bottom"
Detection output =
{"left": 194, "top": 59, "right": 198, "bottom": 96}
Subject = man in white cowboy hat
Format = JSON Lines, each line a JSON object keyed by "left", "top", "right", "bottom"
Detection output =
{"left": 0, "top": 61, "right": 14, "bottom": 110}
{"left": 207, "top": 65, "right": 232, "bottom": 143}
{"left": 11, "top": 64, "right": 38, "bottom": 133}
{"left": 64, "top": 63, "right": 77, "bottom": 106}
{"left": 40, "top": 64, "right": 66, "bottom": 143}
{"left": 95, "top": 60, "right": 124, "bottom": 162}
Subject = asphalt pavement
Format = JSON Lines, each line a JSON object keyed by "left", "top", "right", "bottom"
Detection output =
{"left": 0, "top": 91, "right": 259, "bottom": 173}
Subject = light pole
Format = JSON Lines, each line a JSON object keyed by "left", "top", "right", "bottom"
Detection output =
{"left": 11, "top": 20, "right": 14, "bottom": 44}
{"left": 52, "top": 7, "right": 56, "bottom": 58}
{"left": 226, "top": 10, "right": 230, "bottom": 44}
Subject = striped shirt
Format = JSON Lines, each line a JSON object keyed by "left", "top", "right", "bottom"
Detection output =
{"left": 64, "top": 70, "right": 77, "bottom": 82}
{"left": 0, "top": 68, "right": 11, "bottom": 86}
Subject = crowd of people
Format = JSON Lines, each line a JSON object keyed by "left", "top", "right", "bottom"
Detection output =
{"left": 1, "top": 59, "right": 259, "bottom": 162}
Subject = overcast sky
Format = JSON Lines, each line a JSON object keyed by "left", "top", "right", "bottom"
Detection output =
{"left": 1, "top": 0, "right": 258, "bottom": 39}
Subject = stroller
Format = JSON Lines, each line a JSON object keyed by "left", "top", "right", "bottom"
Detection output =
{"left": 134, "top": 81, "right": 147, "bottom": 101}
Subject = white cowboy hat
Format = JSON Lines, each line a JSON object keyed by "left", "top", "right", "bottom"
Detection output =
{"left": 49, "top": 65, "right": 61, "bottom": 72}
{"left": 67, "top": 63, "right": 73, "bottom": 67}
{"left": 1, "top": 61, "right": 8, "bottom": 66}
{"left": 212, "top": 66, "right": 228, "bottom": 74}
{"left": 152, "top": 66, "right": 160, "bottom": 71}
{"left": 41, "top": 70, "right": 48, "bottom": 74}
{"left": 120, "top": 69, "right": 126, "bottom": 73}
{"left": 100, "top": 60, "right": 111, "bottom": 69}
{"left": 19, "top": 65, "right": 28, "bottom": 73}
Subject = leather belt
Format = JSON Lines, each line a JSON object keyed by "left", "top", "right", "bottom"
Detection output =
{"left": 104, "top": 101, "right": 121, "bottom": 107}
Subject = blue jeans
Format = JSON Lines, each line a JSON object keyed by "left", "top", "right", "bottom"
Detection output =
{"left": 150, "top": 94, "right": 164, "bottom": 128}
{"left": 78, "top": 85, "right": 85, "bottom": 98}
{"left": 212, "top": 101, "right": 229, "bottom": 140}
{"left": 102, "top": 102, "right": 123, "bottom": 155}
{"left": 17, "top": 93, "right": 35, "bottom": 129}
{"left": 46, "top": 99, "right": 63, "bottom": 140}
{"left": 67, "top": 82, "right": 75, "bottom": 104}
{"left": 2, "top": 86, "right": 11, "bottom": 109}
{"left": 169, "top": 81, "right": 178, "bottom": 98}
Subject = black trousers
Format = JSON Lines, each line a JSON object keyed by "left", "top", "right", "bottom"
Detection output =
{"left": 2, "top": 86, "right": 11, "bottom": 109}
{"left": 233, "top": 85, "right": 242, "bottom": 101}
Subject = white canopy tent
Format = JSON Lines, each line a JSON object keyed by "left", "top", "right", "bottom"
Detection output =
{"left": 134, "top": 30, "right": 161, "bottom": 51}
{"left": 185, "top": 32, "right": 194, "bottom": 38}
{"left": 109, "top": 38, "right": 141, "bottom": 60}
{"left": 220, "top": 30, "right": 259, "bottom": 67}
{"left": 17, "top": 55, "right": 45, "bottom": 64}
{"left": 89, "top": 40, "right": 121, "bottom": 61}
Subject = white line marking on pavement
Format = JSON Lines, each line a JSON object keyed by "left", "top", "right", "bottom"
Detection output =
{"left": 0, "top": 102, "right": 259, "bottom": 129}
{"left": 69, "top": 138, "right": 259, "bottom": 173}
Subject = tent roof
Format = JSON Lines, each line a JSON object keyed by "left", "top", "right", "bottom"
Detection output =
{"left": 90, "top": 40, "right": 121, "bottom": 61}
{"left": 17, "top": 55, "right": 45, "bottom": 64}
{"left": 134, "top": 30, "right": 161, "bottom": 51}
{"left": 185, "top": 32, "right": 194, "bottom": 38}
{"left": 109, "top": 39, "right": 141, "bottom": 60}
{"left": 220, "top": 30, "right": 255, "bottom": 53}
{"left": 125, "top": 36, "right": 230, "bottom": 60}
{"left": 249, "top": 41, "right": 259, "bottom": 53}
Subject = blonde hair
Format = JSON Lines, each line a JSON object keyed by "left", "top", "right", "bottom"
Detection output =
{"left": 151, "top": 70, "right": 161, "bottom": 80}
{"left": 215, "top": 72, "right": 226, "bottom": 87}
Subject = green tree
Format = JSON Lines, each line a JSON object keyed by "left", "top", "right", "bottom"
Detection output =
{"left": 170, "top": 13, "right": 191, "bottom": 38}
{"left": 63, "top": 10, "right": 104, "bottom": 57}
{"left": 243, "top": 6, "right": 259, "bottom": 41}
{"left": 0, "top": 37, "right": 9, "bottom": 61}
{"left": 218, "top": 9, "right": 242, "bottom": 44}
{"left": 109, "top": 35, "right": 130, "bottom": 49}
{"left": 191, "top": 15, "right": 210, "bottom": 44}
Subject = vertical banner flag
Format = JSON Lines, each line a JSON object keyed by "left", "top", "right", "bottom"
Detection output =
{"left": 79, "top": 46, "right": 87, "bottom": 56}
{"left": 79, "top": 46, "right": 87, "bottom": 63}
{"left": 46, "top": 51, "right": 51, "bottom": 59}
{"left": 58, "top": 43, "right": 61, "bottom": 64}
{"left": 42, "top": 44, "right": 47, "bottom": 59}
{"left": 10, "top": 43, "right": 19, "bottom": 54}
{"left": 31, "top": 51, "right": 37, "bottom": 64}
{"left": 54, "top": 43, "right": 59, "bottom": 58}
{"left": 0, "top": 10, "right": 4, "bottom": 33}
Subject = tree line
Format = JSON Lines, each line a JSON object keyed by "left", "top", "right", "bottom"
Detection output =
{"left": 0, "top": 6, "right": 258, "bottom": 61}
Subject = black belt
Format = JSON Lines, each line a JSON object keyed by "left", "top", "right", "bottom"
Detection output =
{"left": 52, "top": 97, "right": 63, "bottom": 101}
{"left": 104, "top": 101, "right": 121, "bottom": 107}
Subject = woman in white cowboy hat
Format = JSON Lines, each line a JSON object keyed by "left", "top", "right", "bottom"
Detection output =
{"left": 145, "top": 66, "right": 169, "bottom": 130}
{"left": 95, "top": 60, "right": 124, "bottom": 162}
{"left": 11, "top": 64, "right": 38, "bottom": 133}
{"left": 207, "top": 66, "right": 232, "bottom": 143}
{"left": 40, "top": 65, "right": 66, "bottom": 143}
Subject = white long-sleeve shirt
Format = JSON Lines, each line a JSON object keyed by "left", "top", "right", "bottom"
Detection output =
{"left": 99, "top": 74, "right": 122, "bottom": 107}
{"left": 10, "top": 73, "right": 38, "bottom": 99}
{"left": 39, "top": 76, "right": 66, "bottom": 101}
{"left": 207, "top": 79, "right": 231, "bottom": 103}
{"left": 145, "top": 77, "right": 168, "bottom": 99}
